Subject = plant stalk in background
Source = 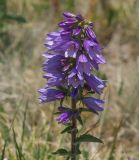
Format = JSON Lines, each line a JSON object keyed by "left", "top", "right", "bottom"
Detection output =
{"left": 39, "top": 12, "right": 107, "bottom": 159}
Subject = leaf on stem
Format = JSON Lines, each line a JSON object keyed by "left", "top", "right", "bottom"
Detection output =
{"left": 79, "top": 107, "right": 99, "bottom": 115}
{"left": 52, "top": 148, "right": 69, "bottom": 156}
{"left": 61, "top": 125, "right": 72, "bottom": 134}
{"left": 77, "top": 115, "right": 83, "bottom": 126}
{"left": 76, "top": 134, "right": 103, "bottom": 143}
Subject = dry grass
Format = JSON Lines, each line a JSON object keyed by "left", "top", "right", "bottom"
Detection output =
{"left": 0, "top": 0, "right": 139, "bottom": 159}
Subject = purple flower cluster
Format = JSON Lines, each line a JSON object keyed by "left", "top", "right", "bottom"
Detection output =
{"left": 39, "top": 12, "right": 107, "bottom": 123}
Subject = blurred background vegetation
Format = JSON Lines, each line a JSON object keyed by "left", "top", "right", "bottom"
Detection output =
{"left": 0, "top": 0, "right": 139, "bottom": 160}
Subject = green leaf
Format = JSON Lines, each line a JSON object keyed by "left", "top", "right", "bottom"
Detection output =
{"left": 76, "top": 134, "right": 103, "bottom": 143}
{"left": 52, "top": 149, "right": 69, "bottom": 156}
{"left": 4, "top": 14, "right": 26, "bottom": 23}
{"left": 66, "top": 156, "right": 70, "bottom": 160}
{"left": 61, "top": 125, "right": 72, "bottom": 134}
{"left": 0, "top": 0, "right": 7, "bottom": 19}
{"left": 53, "top": 111, "right": 61, "bottom": 115}
{"left": 76, "top": 143, "right": 81, "bottom": 155}
{"left": 77, "top": 116, "right": 83, "bottom": 126}
{"left": 79, "top": 108, "right": 99, "bottom": 115}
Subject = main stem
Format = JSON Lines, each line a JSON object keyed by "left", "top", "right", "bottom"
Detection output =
{"left": 71, "top": 98, "right": 77, "bottom": 160}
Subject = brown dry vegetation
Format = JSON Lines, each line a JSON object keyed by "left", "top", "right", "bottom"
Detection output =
{"left": 0, "top": 0, "right": 139, "bottom": 160}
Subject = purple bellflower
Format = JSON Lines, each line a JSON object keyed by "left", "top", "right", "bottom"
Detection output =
{"left": 64, "top": 41, "right": 79, "bottom": 58}
{"left": 56, "top": 106, "right": 79, "bottom": 124}
{"left": 84, "top": 74, "right": 106, "bottom": 94}
{"left": 39, "top": 88, "right": 65, "bottom": 103}
{"left": 83, "top": 97, "right": 105, "bottom": 112}
{"left": 68, "top": 68, "right": 84, "bottom": 88}
{"left": 76, "top": 54, "right": 92, "bottom": 75}
{"left": 39, "top": 12, "right": 107, "bottom": 124}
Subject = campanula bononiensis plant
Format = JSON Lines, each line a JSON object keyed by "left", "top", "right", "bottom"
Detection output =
{"left": 39, "top": 12, "right": 107, "bottom": 160}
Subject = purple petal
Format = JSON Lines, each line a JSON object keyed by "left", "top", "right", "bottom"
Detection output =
{"left": 68, "top": 69, "right": 84, "bottom": 88}
{"left": 71, "top": 87, "right": 78, "bottom": 99}
{"left": 63, "top": 12, "right": 76, "bottom": 18}
{"left": 39, "top": 88, "right": 65, "bottom": 103}
{"left": 84, "top": 74, "right": 106, "bottom": 94}
{"left": 61, "top": 30, "right": 71, "bottom": 39}
{"left": 76, "top": 14, "right": 84, "bottom": 21}
{"left": 95, "top": 54, "right": 106, "bottom": 64}
{"left": 56, "top": 106, "right": 79, "bottom": 124}
{"left": 85, "top": 26, "right": 96, "bottom": 39}
{"left": 83, "top": 39, "right": 106, "bottom": 66}
{"left": 47, "top": 75, "right": 65, "bottom": 87}
{"left": 65, "top": 41, "right": 79, "bottom": 58}
{"left": 58, "top": 19, "right": 77, "bottom": 28}
{"left": 83, "top": 97, "right": 105, "bottom": 112}
{"left": 73, "top": 27, "right": 81, "bottom": 36}
{"left": 43, "top": 54, "right": 69, "bottom": 74}
{"left": 47, "top": 31, "right": 60, "bottom": 38}
{"left": 78, "top": 54, "right": 88, "bottom": 62}
{"left": 76, "top": 54, "right": 92, "bottom": 75}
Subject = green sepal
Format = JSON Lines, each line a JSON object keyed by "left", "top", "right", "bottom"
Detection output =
{"left": 53, "top": 111, "right": 61, "bottom": 115}
{"left": 52, "top": 148, "right": 69, "bottom": 156}
{"left": 76, "top": 134, "right": 103, "bottom": 143}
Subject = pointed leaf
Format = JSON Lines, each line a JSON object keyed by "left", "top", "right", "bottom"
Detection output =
{"left": 77, "top": 116, "right": 83, "bottom": 126}
{"left": 79, "top": 108, "right": 99, "bottom": 115}
{"left": 53, "top": 111, "right": 61, "bottom": 115}
{"left": 61, "top": 125, "right": 72, "bottom": 134}
{"left": 4, "top": 14, "right": 26, "bottom": 23}
{"left": 66, "top": 156, "right": 70, "bottom": 160}
{"left": 52, "top": 148, "right": 69, "bottom": 155}
{"left": 76, "top": 134, "right": 103, "bottom": 143}
{"left": 76, "top": 143, "right": 81, "bottom": 155}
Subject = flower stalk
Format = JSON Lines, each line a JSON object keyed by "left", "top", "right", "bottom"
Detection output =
{"left": 38, "top": 11, "right": 108, "bottom": 159}
{"left": 71, "top": 98, "right": 77, "bottom": 160}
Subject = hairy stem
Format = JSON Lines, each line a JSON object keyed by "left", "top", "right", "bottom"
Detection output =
{"left": 71, "top": 98, "right": 77, "bottom": 160}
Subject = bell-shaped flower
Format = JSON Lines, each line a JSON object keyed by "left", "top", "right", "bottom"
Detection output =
{"left": 76, "top": 54, "right": 92, "bottom": 75}
{"left": 68, "top": 69, "right": 84, "bottom": 88}
{"left": 65, "top": 41, "right": 79, "bottom": 58}
{"left": 85, "top": 26, "right": 96, "bottom": 39}
{"left": 83, "top": 40, "right": 106, "bottom": 68}
{"left": 39, "top": 88, "right": 65, "bottom": 103}
{"left": 84, "top": 74, "right": 106, "bottom": 94}
{"left": 56, "top": 106, "right": 79, "bottom": 124}
{"left": 83, "top": 97, "right": 105, "bottom": 112}
{"left": 43, "top": 54, "right": 69, "bottom": 75}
